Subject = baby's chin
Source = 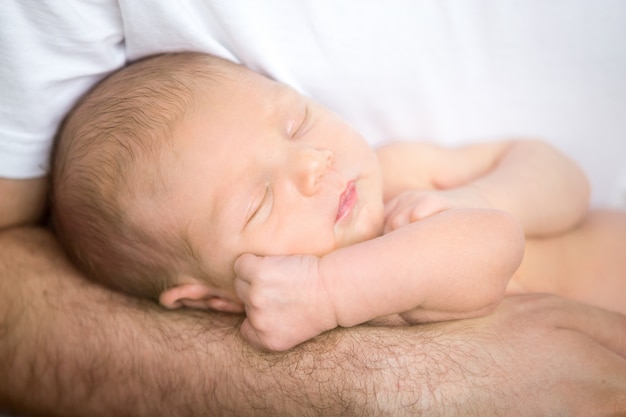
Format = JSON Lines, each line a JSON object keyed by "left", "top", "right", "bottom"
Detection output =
{"left": 340, "top": 204, "right": 385, "bottom": 247}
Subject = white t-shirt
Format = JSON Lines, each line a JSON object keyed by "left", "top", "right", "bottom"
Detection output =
{"left": 2, "top": 0, "right": 626, "bottom": 207}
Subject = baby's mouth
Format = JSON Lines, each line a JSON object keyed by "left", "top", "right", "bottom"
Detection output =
{"left": 336, "top": 180, "right": 357, "bottom": 222}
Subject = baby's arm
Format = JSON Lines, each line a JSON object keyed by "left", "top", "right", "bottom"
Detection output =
{"left": 377, "top": 140, "right": 590, "bottom": 236}
{"left": 321, "top": 208, "right": 524, "bottom": 325}
{"left": 235, "top": 208, "right": 524, "bottom": 351}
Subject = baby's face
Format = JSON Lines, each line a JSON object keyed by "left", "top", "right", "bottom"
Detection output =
{"left": 160, "top": 64, "right": 385, "bottom": 289}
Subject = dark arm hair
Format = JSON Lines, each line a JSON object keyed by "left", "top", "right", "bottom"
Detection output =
{"left": 2, "top": 228, "right": 626, "bottom": 416}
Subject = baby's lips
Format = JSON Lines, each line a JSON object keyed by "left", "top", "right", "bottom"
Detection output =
{"left": 336, "top": 180, "right": 357, "bottom": 222}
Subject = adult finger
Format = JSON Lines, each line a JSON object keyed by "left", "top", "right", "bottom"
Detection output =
{"left": 502, "top": 294, "right": 626, "bottom": 358}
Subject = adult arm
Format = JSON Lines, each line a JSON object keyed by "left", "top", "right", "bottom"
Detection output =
{"left": 2, "top": 228, "right": 626, "bottom": 416}
{"left": 0, "top": 2, "right": 125, "bottom": 228}
{"left": 377, "top": 140, "right": 591, "bottom": 236}
{"left": 0, "top": 178, "right": 47, "bottom": 229}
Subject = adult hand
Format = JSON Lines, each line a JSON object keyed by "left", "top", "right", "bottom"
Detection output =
{"left": 409, "top": 293, "right": 626, "bottom": 415}
{"left": 2, "top": 228, "right": 625, "bottom": 416}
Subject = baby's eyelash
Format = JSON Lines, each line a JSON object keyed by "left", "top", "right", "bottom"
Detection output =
{"left": 291, "top": 105, "right": 310, "bottom": 138}
{"left": 246, "top": 184, "right": 271, "bottom": 226}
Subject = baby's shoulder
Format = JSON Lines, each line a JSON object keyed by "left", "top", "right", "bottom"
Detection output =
{"left": 375, "top": 141, "right": 446, "bottom": 166}
{"left": 376, "top": 141, "right": 442, "bottom": 196}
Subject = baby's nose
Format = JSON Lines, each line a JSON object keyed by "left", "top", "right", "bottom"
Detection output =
{"left": 293, "top": 147, "right": 333, "bottom": 196}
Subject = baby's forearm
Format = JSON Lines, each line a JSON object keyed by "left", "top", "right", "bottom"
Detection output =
{"left": 468, "top": 140, "right": 590, "bottom": 236}
{"left": 319, "top": 208, "right": 524, "bottom": 327}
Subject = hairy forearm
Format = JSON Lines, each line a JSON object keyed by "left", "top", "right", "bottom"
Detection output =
{"left": 0, "top": 177, "right": 48, "bottom": 229}
{"left": 4, "top": 229, "right": 624, "bottom": 417}
{"left": 0, "top": 227, "right": 470, "bottom": 417}
{"left": 0, "top": 228, "right": 221, "bottom": 416}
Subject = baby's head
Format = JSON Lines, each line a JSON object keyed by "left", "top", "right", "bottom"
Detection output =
{"left": 52, "top": 52, "right": 385, "bottom": 312}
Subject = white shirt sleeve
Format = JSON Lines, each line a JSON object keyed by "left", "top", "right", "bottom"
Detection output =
{"left": 2, "top": 1, "right": 625, "bottom": 207}
{"left": 0, "top": 0, "right": 127, "bottom": 178}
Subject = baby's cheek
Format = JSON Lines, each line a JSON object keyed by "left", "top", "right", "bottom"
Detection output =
{"left": 280, "top": 222, "right": 337, "bottom": 257}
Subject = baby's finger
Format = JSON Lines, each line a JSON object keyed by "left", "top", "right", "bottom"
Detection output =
{"left": 239, "top": 318, "right": 268, "bottom": 351}
{"left": 233, "top": 253, "right": 261, "bottom": 280}
{"left": 233, "top": 275, "right": 250, "bottom": 301}
{"left": 409, "top": 194, "right": 448, "bottom": 221}
{"left": 384, "top": 195, "right": 402, "bottom": 217}
{"left": 384, "top": 212, "right": 407, "bottom": 233}
{"left": 409, "top": 204, "right": 442, "bottom": 222}
{"left": 240, "top": 318, "right": 294, "bottom": 352}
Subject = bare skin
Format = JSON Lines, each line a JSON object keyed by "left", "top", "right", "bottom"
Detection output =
{"left": 2, "top": 110, "right": 625, "bottom": 416}
{"left": 0, "top": 177, "right": 47, "bottom": 229}
{"left": 234, "top": 138, "right": 600, "bottom": 350}
{"left": 516, "top": 209, "right": 626, "bottom": 315}
{"left": 376, "top": 141, "right": 626, "bottom": 316}
{"left": 2, "top": 228, "right": 626, "bottom": 417}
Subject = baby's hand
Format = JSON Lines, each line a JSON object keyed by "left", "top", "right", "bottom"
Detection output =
{"left": 233, "top": 253, "right": 338, "bottom": 351}
{"left": 384, "top": 188, "right": 490, "bottom": 233}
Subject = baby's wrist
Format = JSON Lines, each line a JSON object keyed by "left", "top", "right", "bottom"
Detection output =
{"left": 316, "top": 256, "right": 342, "bottom": 330}
{"left": 455, "top": 184, "right": 493, "bottom": 210}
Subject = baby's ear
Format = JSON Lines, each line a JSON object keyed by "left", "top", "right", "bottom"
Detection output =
{"left": 159, "top": 282, "right": 244, "bottom": 313}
